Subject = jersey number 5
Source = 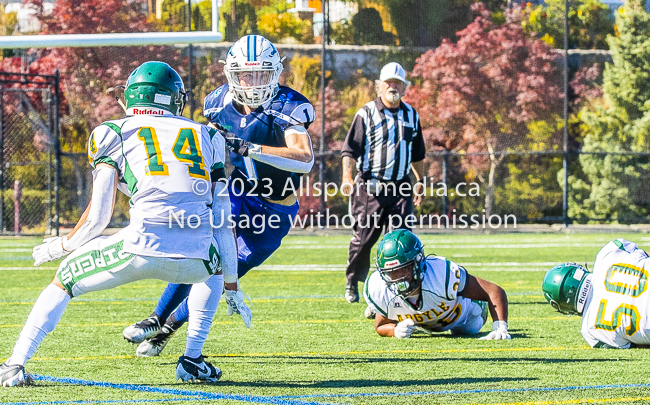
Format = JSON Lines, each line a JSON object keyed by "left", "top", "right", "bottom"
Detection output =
{"left": 137, "top": 127, "right": 209, "bottom": 181}
{"left": 594, "top": 263, "right": 647, "bottom": 336}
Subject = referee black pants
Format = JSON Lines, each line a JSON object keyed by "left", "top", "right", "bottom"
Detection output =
{"left": 345, "top": 176, "right": 413, "bottom": 285}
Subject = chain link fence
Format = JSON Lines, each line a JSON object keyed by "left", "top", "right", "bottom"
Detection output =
{"left": 2, "top": 41, "right": 647, "bottom": 234}
{"left": 0, "top": 72, "right": 59, "bottom": 235}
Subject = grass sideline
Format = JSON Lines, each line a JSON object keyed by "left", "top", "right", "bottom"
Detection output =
{"left": 1, "top": 233, "right": 649, "bottom": 405}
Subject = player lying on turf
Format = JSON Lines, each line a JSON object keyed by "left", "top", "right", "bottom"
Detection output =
{"left": 543, "top": 238, "right": 650, "bottom": 349}
{"left": 122, "top": 34, "right": 316, "bottom": 358}
{"left": 0, "top": 62, "right": 250, "bottom": 387}
{"left": 364, "top": 230, "right": 511, "bottom": 339}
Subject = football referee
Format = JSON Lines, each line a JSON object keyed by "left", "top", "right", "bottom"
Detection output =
{"left": 340, "top": 62, "right": 426, "bottom": 303}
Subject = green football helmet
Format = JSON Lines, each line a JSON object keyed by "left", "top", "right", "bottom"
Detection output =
{"left": 124, "top": 61, "right": 186, "bottom": 116}
{"left": 375, "top": 229, "right": 426, "bottom": 298}
{"left": 542, "top": 263, "right": 593, "bottom": 315}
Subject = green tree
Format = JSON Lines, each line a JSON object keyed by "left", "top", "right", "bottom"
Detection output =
{"left": 160, "top": 0, "right": 211, "bottom": 31}
{"left": 522, "top": 0, "right": 614, "bottom": 49}
{"left": 258, "top": 12, "right": 313, "bottom": 44}
{"left": 351, "top": 7, "right": 394, "bottom": 45}
{"left": 220, "top": 0, "right": 258, "bottom": 41}
{"left": 367, "top": 0, "right": 470, "bottom": 46}
{"left": 330, "top": 19, "right": 354, "bottom": 45}
{"left": 569, "top": 1, "right": 650, "bottom": 221}
{"left": 1, "top": 5, "right": 17, "bottom": 58}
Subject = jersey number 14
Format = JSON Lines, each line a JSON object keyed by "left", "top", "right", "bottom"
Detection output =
{"left": 137, "top": 127, "right": 210, "bottom": 181}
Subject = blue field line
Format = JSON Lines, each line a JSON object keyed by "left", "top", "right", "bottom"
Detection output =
{"left": 278, "top": 382, "right": 650, "bottom": 399}
{"left": 23, "top": 375, "right": 342, "bottom": 405}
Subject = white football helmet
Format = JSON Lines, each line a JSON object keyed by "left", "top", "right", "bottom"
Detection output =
{"left": 224, "top": 35, "right": 284, "bottom": 108}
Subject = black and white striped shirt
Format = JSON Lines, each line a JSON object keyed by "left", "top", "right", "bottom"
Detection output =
{"left": 342, "top": 98, "right": 425, "bottom": 182}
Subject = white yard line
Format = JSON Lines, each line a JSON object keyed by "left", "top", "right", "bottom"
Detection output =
{"left": 0, "top": 267, "right": 56, "bottom": 270}
{"left": 255, "top": 263, "right": 557, "bottom": 271}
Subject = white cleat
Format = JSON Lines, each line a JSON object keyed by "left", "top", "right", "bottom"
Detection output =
{"left": 175, "top": 355, "right": 222, "bottom": 383}
{"left": 136, "top": 323, "right": 176, "bottom": 357}
{"left": 0, "top": 363, "right": 31, "bottom": 387}
{"left": 122, "top": 316, "right": 161, "bottom": 344}
{"left": 364, "top": 305, "right": 376, "bottom": 319}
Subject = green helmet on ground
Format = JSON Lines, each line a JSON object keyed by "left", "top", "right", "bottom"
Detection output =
{"left": 124, "top": 61, "right": 186, "bottom": 116}
{"left": 375, "top": 229, "right": 426, "bottom": 298}
{"left": 542, "top": 263, "right": 593, "bottom": 315}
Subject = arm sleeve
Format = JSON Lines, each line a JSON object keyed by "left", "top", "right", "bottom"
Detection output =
{"left": 341, "top": 113, "right": 366, "bottom": 159}
{"left": 212, "top": 181, "right": 237, "bottom": 284}
{"left": 204, "top": 124, "right": 227, "bottom": 182}
{"left": 411, "top": 115, "right": 426, "bottom": 163}
{"left": 62, "top": 166, "right": 117, "bottom": 252}
{"left": 247, "top": 125, "right": 314, "bottom": 174}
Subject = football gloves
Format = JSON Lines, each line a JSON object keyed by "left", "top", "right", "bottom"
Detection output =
{"left": 33, "top": 237, "right": 70, "bottom": 266}
{"left": 479, "top": 320, "right": 511, "bottom": 340}
{"left": 394, "top": 319, "right": 416, "bottom": 339}
{"left": 211, "top": 123, "right": 256, "bottom": 157}
{"left": 224, "top": 136, "right": 255, "bottom": 157}
{"left": 224, "top": 288, "right": 252, "bottom": 328}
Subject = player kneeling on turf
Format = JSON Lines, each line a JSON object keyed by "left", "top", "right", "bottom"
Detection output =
{"left": 364, "top": 230, "right": 510, "bottom": 339}
{"left": 543, "top": 238, "right": 650, "bottom": 349}
{"left": 0, "top": 61, "right": 250, "bottom": 387}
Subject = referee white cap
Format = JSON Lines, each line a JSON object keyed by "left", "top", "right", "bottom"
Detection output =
{"left": 379, "top": 62, "right": 410, "bottom": 85}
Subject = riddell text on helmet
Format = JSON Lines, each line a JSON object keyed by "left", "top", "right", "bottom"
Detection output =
{"left": 129, "top": 108, "right": 165, "bottom": 115}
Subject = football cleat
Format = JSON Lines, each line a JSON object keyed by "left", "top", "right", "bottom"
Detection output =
{"left": 123, "top": 316, "right": 161, "bottom": 344}
{"left": 0, "top": 363, "right": 31, "bottom": 387}
{"left": 176, "top": 355, "right": 222, "bottom": 383}
{"left": 364, "top": 305, "right": 376, "bottom": 319}
{"left": 136, "top": 322, "right": 178, "bottom": 357}
{"left": 345, "top": 282, "right": 359, "bottom": 303}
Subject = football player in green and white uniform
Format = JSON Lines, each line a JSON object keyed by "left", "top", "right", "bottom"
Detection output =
{"left": 543, "top": 238, "right": 650, "bottom": 349}
{"left": 0, "top": 61, "right": 250, "bottom": 387}
{"left": 364, "top": 230, "right": 511, "bottom": 339}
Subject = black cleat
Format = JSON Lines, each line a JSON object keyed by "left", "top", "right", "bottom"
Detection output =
{"left": 122, "top": 316, "right": 161, "bottom": 344}
{"left": 176, "top": 355, "right": 222, "bottom": 383}
{"left": 345, "top": 282, "right": 359, "bottom": 303}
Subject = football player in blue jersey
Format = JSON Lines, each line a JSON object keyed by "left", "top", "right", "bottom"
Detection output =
{"left": 122, "top": 35, "right": 315, "bottom": 356}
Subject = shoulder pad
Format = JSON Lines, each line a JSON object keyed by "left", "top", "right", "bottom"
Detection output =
{"left": 363, "top": 271, "right": 391, "bottom": 317}
{"left": 203, "top": 85, "right": 230, "bottom": 121}
{"left": 267, "top": 87, "right": 316, "bottom": 128}
{"left": 88, "top": 122, "right": 123, "bottom": 170}
{"left": 423, "top": 257, "right": 463, "bottom": 301}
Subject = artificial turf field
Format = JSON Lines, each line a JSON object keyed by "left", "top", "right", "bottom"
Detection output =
{"left": 1, "top": 232, "right": 650, "bottom": 405}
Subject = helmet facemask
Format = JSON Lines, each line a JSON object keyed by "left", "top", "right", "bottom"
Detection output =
{"left": 377, "top": 250, "right": 425, "bottom": 299}
{"left": 225, "top": 62, "right": 282, "bottom": 108}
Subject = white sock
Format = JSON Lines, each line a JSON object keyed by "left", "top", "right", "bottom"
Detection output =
{"left": 8, "top": 284, "right": 70, "bottom": 366}
{"left": 184, "top": 274, "right": 224, "bottom": 359}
